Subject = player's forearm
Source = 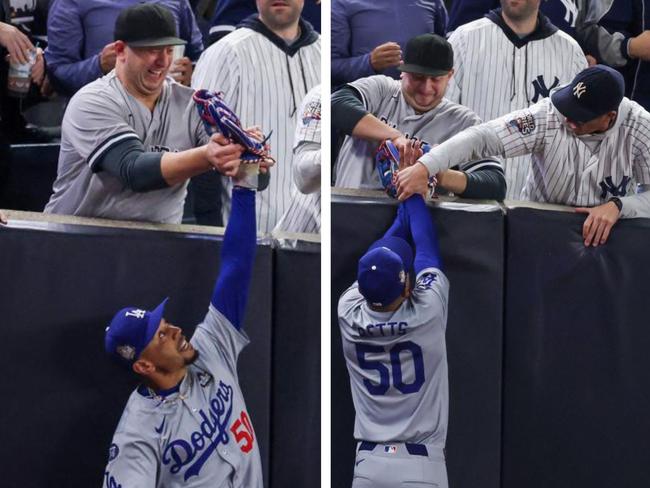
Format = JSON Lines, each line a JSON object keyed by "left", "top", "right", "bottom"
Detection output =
{"left": 436, "top": 170, "right": 467, "bottom": 195}
{"left": 403, "top": 195, "right": 442, "bottom": 273}
{"left": 351, "top": 114, "right": 401, "bottom": 143}
{"left": 212, "top": 188, "right": 257, "bottom": 329}
{"left": 418, "top": 124, "right": 504, "bottom": 176}
{"left": 383, "top": 204, "right": 410, "bottom": 241}
{"left": 619, "top": 185, "right": 650, "bottom": 219}
{"left": 160, "top": 146, "right": 212, "bottom": 186}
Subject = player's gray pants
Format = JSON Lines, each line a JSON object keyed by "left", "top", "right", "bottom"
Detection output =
{"left": 351, "top": 441, "right": 448, "bottom": 488}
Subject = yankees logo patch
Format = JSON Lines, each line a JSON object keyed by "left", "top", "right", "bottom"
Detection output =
{"left": 508, "top": 112, "right": 536, "bottom": 135}
{"left": 599, "top": 176, "right": 631, "bottom": 198}
{"left": 531, "top": 75, "right": 559, "bottom": 103}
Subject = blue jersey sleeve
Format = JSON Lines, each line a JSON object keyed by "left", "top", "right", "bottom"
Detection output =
{"left": 211, "top": 188, "right": 256, "bottom": 330}
{"left": 382, "top": 204, "right": 411, "bottom": 242}
{"left": 403, "top": 195, "right": 442, "bottom": 273}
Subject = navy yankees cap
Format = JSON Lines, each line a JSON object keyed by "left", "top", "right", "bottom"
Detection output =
{"left": 551, "top": 65, "right": 624, "bottom": 123}
{"left": 357, "top": 236, "right": 414, "bottom": 307}
{"left": 105, "top": 298, "right": 168, "bottom": 366}
{"left": 399, "top": 34, "right": 453, "bottom": 77}
{"left": 114, "top": 4, "right": 186, "bottom": 47}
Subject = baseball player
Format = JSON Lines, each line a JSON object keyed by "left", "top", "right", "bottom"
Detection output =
{"left": 338, "top": 193, "right": 450, "bottom": 488}
{"left": 44, "top": 4, "right": 247, "bottom": 224}
{"left": 102, "top": 170, "right": 264, "bottom": 486}
{"left": 192, "top": 0, "right": 320, "bottom": 233}
{"left": 445, "top": 0, "right": 587, "bottom": 199}
{"left": 396, "top": 65, "right": 650, "bottom": 247}
{"left": 274, "top": 84, "right": 321, "bottom": 234}
{"left": 333, "top": 34, "right": 505, "bottom": 200}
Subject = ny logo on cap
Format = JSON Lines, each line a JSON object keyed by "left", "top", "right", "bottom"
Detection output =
{"left": 125, "top": 309, "right": 146, "bottom": 319}
{"left": 573, "top": 82, "right": 587, "bottom": 99}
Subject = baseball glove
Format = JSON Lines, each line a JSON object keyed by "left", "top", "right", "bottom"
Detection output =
{"left": 375, "top": 140, "right": 436, "bottom": 199}
{"left": 193, "top": 89, "right": 273, "bottom": 189}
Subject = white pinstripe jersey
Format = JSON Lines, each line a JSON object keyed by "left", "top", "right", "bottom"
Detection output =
{"left": 489, "top": 96, "right": 650, "bottom": 206}
{"left": 192, "top": 23, "right": 321, "bottom": 233}
{"left": 446, "top": 14, "right": 587, "bottom": 199}
{"left": 274, "top": 85, "right": 321, "bottom": 234}
{"left": 45, "top": 72, "right": 208, "bottom": 223}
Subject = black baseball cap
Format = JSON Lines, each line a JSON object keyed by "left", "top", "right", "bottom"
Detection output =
{"left": 551, "top": 65, "right": 624, "bottom": 123}
{"left": 114, "top": 3, "right": 186, "bottom": 47}
{"left": 398, "top": 34, "right": 453, "bottom": 77}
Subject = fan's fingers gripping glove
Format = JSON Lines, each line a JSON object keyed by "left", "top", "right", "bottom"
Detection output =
{"left": 193, "top": 89, "right": 274, "bottom": 190}
{"left": 375, "top": 140, "right": 437, "bottom": 199}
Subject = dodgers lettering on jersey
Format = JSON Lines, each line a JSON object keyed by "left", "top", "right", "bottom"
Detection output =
{"left": 338, "top": 268, "right": 450, "bottom": 445}
{"left": 488, "top": 96, "right": 650, "bottom": 208}
{"left": 103, "top": 306, "right": 263, "bottom": 488}
{"left": 334, "top": 75, "right": 500, "bottom": 190}
{"left": 446, "top": 15, "right": 587, "bottom": 199}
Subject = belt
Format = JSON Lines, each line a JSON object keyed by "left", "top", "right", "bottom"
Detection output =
{"left": 358, "top": 441, "right": 428, "bottom": 457}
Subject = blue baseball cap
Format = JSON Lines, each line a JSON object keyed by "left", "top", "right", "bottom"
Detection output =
{"left": 551, "top": 65, "right": 624, "bottom": 123}
{"left": 357, "top": 236, "right": 414, "bottom": 307}
{"left": 105, "top": 298, "right": 168, "bottom": 366}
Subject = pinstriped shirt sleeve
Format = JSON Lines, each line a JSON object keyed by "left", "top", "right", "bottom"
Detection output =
{"left": 490, "top": 101, "right": 550, "bottom": 159}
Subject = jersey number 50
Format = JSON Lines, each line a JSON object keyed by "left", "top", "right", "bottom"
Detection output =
{"left": 355, "top": 341, "right": 425, "bottom": 395}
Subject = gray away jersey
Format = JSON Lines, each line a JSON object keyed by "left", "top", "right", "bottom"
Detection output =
{"left": 334, "top": 75, "right": 493, "bottom": 190}
{"left": 447, "top": 17, "right": 587, "bottom": 199}
{"left": 338, "top": 268, "right": 450, "bottom": 445}
{"left": 192, "top": 27, "right": 321, "bottom": 233}
{"left": 45, "top": 72, "right": 209, "bottom": 224}
{"left": 103, "top": 306, "right": 263, "bottom": 488}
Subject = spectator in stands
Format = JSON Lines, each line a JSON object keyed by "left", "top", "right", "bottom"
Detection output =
{"left": 331, "top": 0, "right": 447, "bottom": 88}
{"left": 332, "top": 34, "right": 505, "bottom": 200}
{"left": 45, "top": 0, "right": 203, "bottom": 97}
{"left": 193, "top": 0, "right": 320, "bottom": 233}
{"left": 0, "top": 3, "right": 47, "bottom": 142}
{"left": 275, "top": 84, "right": 321, "bottom": 234}
{"left": 396, "top": 65, "right": 650, "bottom": 247}
{"left": 44, "top": 4, "right": 253, "bottom": 224}
{"left": 445, "top": 0, "right": 587, "bottom": 199}
{"left": 207, "top": 0, "right": 321, "bottom": 45}
{"left": 576, "top": 1, "right": 650, "bottom": 112}
{"left": 447, "top": 0, "right": 581, "bottom": 35}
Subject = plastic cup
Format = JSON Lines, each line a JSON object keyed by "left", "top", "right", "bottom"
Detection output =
{"left": 7, "top": 50, "right": 36, "bottom": 98}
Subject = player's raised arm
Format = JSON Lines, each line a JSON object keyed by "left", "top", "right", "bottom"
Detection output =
{"left": 211, "top": 185, "right": 257, "bottom": 330}
{"left": 403, "top": 194, "right": 442, "bottom": 273}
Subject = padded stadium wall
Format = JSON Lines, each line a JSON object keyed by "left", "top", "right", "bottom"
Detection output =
{"left": 332, "top": 191, "right": 650, "bottom": 488}
{"left": 0, "top": 213, "right": 320, "bottom": 488}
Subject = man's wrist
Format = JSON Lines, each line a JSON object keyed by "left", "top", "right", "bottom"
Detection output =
{"left": 608, "top": 197, "right": 623, "bottom": 213}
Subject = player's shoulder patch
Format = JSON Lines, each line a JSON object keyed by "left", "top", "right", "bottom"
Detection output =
{"left": 108, "top": 443, "right": 120, "bottom": 462}
{"left": 506, "top": 111, "right": 536, "bottom": 135}
{"left": 302, "top": 99, "right": 321, "bottom": 125}
{"left": 415, "top": 271, "right": 438, "bottom": 291}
